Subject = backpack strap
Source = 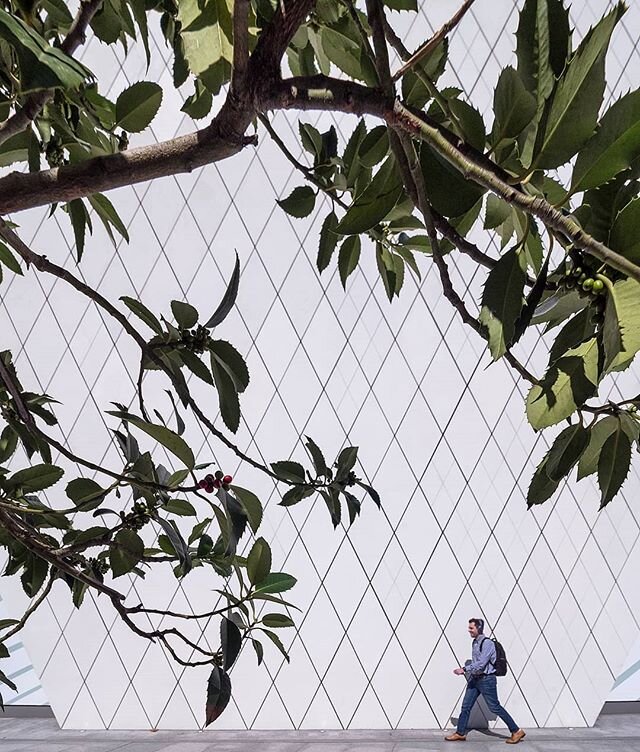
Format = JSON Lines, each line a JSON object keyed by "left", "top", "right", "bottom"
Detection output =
{"left": 478, "top": 636, "right": 495, "bottom": 666}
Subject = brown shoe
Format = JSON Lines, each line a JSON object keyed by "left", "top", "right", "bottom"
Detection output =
{"left": 445, "top": 732, "right": 467, "bottom": 741}
{"left": 506, "top": 729, "right": 526, "bottom": 744}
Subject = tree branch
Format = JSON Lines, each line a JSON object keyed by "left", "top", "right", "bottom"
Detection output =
{"left": 231, "top": 0, "right": 250, "bottom": 95}
{"left": 0, "top": 0, "right": 105, "bottom": 148}
{"left": 390, "top": 0, "right": 478, "bottom": 82}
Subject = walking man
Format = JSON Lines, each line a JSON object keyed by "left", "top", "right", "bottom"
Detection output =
{"left": 445, "top": 618, "right": 525, "bottom": 744}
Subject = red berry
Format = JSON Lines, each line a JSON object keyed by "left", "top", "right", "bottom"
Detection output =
{"left": 223, "top": 475, "right": 233, "bottom": 484}
{"left": 205, "top": 474, "right": 215, "bottom": 484}
{"left": 204, "top": 483, "right": 215, "bottom": 494}
{"left": 198, "top": 479, "right": 208, "bottom": 489}
{"left": 213, "top": 479, "right": 222, "bottom": 489}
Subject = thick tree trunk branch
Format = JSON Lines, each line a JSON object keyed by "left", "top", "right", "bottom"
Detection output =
{"left": 0, "top": 0, "right": 105, "bottom": 148}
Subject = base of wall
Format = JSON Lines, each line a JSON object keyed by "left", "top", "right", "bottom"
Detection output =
{"left": 1, "top": 705, "right": 55, "bottom": 718}
{"left": 600, "top": 701, "right": 640, "bottom": 715}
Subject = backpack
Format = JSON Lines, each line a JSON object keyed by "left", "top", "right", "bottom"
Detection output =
{"left": 480, "top": 636, "right": 508, "bottom": 676}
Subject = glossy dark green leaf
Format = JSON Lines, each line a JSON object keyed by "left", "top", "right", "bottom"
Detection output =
{"left": 220, "top": 616, "right": 242, "bottom": 671}
{"left": 479, "top": 247, "right": 526, "bottom": 360}
{"left": 317, "top": 211, "right": 339, "bottom": 273}
{"left": 88, "top": 193, "right": 129, "bottom": 245}
{"left": 247, "top": 537, "right": 271, "bottom": 585}
{"left": 277, "top": 186, "right": 316, "bottom": 218}
{"left": 0, "top": 241, "right": 23, "bottom": 276}
{"left": 261, "top": 613, "right": 295, "bottom": 628}
{"left": 527, "top": 455, "right": 560, "bottom": 508}
{"left": 7, "top": 463, "right": 63, "bottom": 493}
{"left": 209, "top": 340, "right": 249, "bottom": 393}
{"left": 545, "top": 423, "right": 590, "bottom": 481}
{"left": 205, "top": 253, "right": 240, "bottom": 328}
{"left": 230, "top": 485, "right": 262, "bottom": 534}
{"left": 209, "top": 353, "right": 240, "bottom": 433}
{"left": 492, "top": 66, "right": 536, "bottom": 143}
{"left": 598, "top": 421, "right": 632, "bottom": 508}
{"left": 270, "top": 460, "right": 306, "bottom": 483}
{"left": 115, "top": 81, "right": 163, "bottom": 133}
{"left": 163, "top": 498, "right": 196, "bottom": 516}
{"left": 338, "top": 235, "right": 361, "bottom": 288}
{"left": 110, "top": 529, "right": 144, "bottom": 577}
{"left": 577, "top": 415, "right": 618, "bottom": 480}
{"left": 358, "top": 126, "right": 389, "bottom": 168}
{"left": 254, "top": 572, "right": 297, "bottom": 595}
{"left": 171, "top": 300, "right": 199, "bottom": 329}
{"left": 305, "top": 436, "right": 328, "bottom": 477}
{"left": 120, "top": 296, "right": 163, "bottom": 334}
{"left": 65, "top": 477, "right": 107, "bottom": 510}
{"left": 419, "top": 144, "right": 485, "bottom": 218}
{"left": 609, "top": 197, "right": 640, "bottom": 266}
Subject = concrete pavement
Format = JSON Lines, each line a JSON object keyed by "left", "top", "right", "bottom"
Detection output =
{"left": 1, "top": 715, "right": 640, "bottom": 751}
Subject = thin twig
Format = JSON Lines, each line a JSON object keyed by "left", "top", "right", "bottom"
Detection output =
{"left": 391, "top": 0, "right": 478, "bottom": 82}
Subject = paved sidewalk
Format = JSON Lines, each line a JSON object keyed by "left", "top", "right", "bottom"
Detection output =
{"left": 1, "top": 715, "right": 640, "bottom": 751}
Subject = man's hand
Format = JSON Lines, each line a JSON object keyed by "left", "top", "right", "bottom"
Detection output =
{"left": 453, "top": 668, "right": 465, "bottom": 676}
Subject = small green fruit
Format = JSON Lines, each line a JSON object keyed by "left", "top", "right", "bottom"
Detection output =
{"left": 592, "top": 279, "right": 604, "bottom": 292}
{"left": 582, "top": 278, "right": 594, "bottom": 291}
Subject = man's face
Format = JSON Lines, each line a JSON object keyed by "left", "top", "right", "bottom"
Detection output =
{"left": 468, "top": 622, "right": 480, "bottom": 638}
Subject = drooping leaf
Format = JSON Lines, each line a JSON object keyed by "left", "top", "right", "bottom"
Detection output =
{"left": 115, "top": 81, "right": 163, "bottom": 133}
{"left": 178, "top": 0, "right": 233, "bottom": 94}
{"left": 479, "top": 247, "right": 526, "bottom": 360}
{"left": 247, "top": 537, "right": 271, "bottom": 586}
{"left": 601, "top": 278, "right": 640, "bottom": 372}
{"left": 305, "top": 436, "right": 328, "bottom": 477}
{"left": 65, "top": 478, "right": 107, "bottom": 510}
{"left": 155, "top": 515, "right": 192, "bottom": 573}
{"left": 230, "top": 486, "right": 262, "bottom": 534}
{"left": 338, "top": 235, "right": 361, "bottom": 288}
{"left": 121, "top": 415, "right": 195, "bottom": 469}
{"left": 511, "top": 252, "right": 550, "bottom": 345}
{"left": 609, "top": 198, "right": 640, "bottom": 267}
{"left": 88, "top": 194, "right": 129, "bottom": 246}
{"left": 545, "top": 423, "right": 590, "bottom": 481}
{"left": 205, "top": 665, "right": 231, "bottom": 726}
{"left": 0, "top": 8, "right": 92, "bottom": 92}
{"left": 492, "top": 66, "right": 537, "bottom": 144}
{"left": 205, "top": 252, "right": 240, "bottom": 328}
{"left": 526, "top": 337, "right": 600, "bottom": 429}
{"left": 577, "top": 415, "right": 619, "bottom": 480}
{"left": 336, "top": 157, "right": 403, "bottom": 235}
{"left": 317, "top": 211, "right": 339, "bottom": 273}
{"left": 355, "top": 480, "right": 381, "bottom": 508}
{"left": 277, "top": 186, "right": 316, "bottom": 218}
{"left": 260, "top": 628, "right": 290, "bottom": 662}
{"left": 527, "top": 455, "right": 560, "bottom": 508}
{"left": 209, "top": 354, "right": 240, "bottom": 433}
{"left": 220, "top": 617, "right": 242, "bottom": 671}
{"left": 516, "top": 0, "right": 570, "bottom": 94}
{"left": 531, "top": 4, "right": 625, "bottom": 169}
{"left": 110, "top": 529, "right": 144, "bottom": 577}
{"left": 120, "top": 296, "right": 163, "bottom": 334}
{"left": 209, "top": 340, "right": 249, "bottom": 393}
{"left": 571, "top": 90, "right": 640, "bottom": 194}
{"left": 597, "top": 421, "right": 632, "bottom": 508}
{"left": 547, "top": 308, "right": 595, "bottom": 366}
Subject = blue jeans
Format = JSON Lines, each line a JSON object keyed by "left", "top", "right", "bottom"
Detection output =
{"left": 456, "top": 674, "right": 518, "bottom": 735}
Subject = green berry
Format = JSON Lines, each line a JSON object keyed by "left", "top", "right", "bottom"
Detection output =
{"left": 582, "top": 278, "right": 594, "bottom": 291}
{"left": 592, "top": 279, "right": 604, "bottom": 292}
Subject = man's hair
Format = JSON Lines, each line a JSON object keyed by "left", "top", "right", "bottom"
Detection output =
{"left": 469, "top": 618, "right": 484, "bottom": 633}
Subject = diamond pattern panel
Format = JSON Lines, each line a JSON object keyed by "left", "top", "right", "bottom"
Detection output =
{"left": 0, "top": 0, "right": 639, "bottom": 731}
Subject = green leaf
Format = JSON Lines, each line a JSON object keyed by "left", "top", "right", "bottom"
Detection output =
{"left": 317, "top": 211, "right": 339, "bottom": 273}
{"left": 220, "top": 617, "right": 242, "bottom": 671}
{"left": 338, "top": 235, "right": 361, "bottom": 288}
{"left": 123, "top": 415, "right": 195, "bottom": 469}
{"left": 260, "top": 628, "right": 290, "bottom": 662}
{"left": 355, "top": 480, "right": 381, "bottom": 508}
{"left": 110, "top": 529, "right": 144, "bottom": 577}
{"left": 358, "top": 126, "right": 389, "bottom": 168}
{"left": 251, "top": 638, "right": 264, "bottom": 665}
{"left": 277, "top": 186, "right": 316, "bottom": 218}
{"left": 419, "top": 144, "right": 485, "bottom": 218}
{"left": 547, "top": 308, "right": 595, "bottom": 366}
{"left": 205, "top": 665, "right": 232, "bottom": 726}
{"left": 401, "top": 40, "right": 448, "bottom": 108}
{"left": 115, "top": 81, "right": 163, "bottom": 133}
{"left": 210, "top": 353, "right": 240, "bottom": 433}
{"left": 604, "top": 278, "right": 640, "bottom": 372}
{"left": 531, "top": 288, "right": 587, "bottom": 328}
{"left": 305, "top": 436, "right": 328, "bottom": 477}
{"left": 261, "top": 613, "right": 295, "bottom": 628}
{"left": 609, "top": 198, "right": 640, "bottom": 267}
{"left": 299, "top": 122, "right": 322, "bottom": 156}
{"left": 383, "top": 0, "right": 417, "bottom": 10}
{"left": 545, "top": 423, "right": 590, "bottom": 481}
{"left": 65, "top": 478, "right": 106, "bottom": 510}
{"left": 336, "top": 157, "right": 403, "bottom": 235}
{"left": 531, "top": 4, "right": 625, "bottom": 169}
{"left": 0, "top": 8, "right": 91, "bottom": 92}
{"left": 336, "top": 446, "right": 358, "bottom": 478}
{"left": 526, "top": 337, "right": 600, "bottom": 429}
{"left": 88, "top": 194, "right": 129, "bottom": 245}
{"left": 178, "top": 0, "right": 233, "bottom": 93}
{"left": 271, "top": 460, "right": 306, "bottom": 483}
{"left": 516, "top": 0, "right": 570, "bottom": 92}
{"left": 8, "top": 463, "right": 63, "bottom": 492}
{"left": 230, "top": 485, "right": 262, "bottom": 534}
{"left": 171, "top": 300, "right": 199, "bottom": 329}
{"left": 67, "top": 199, "right": 89, "bottom": 262}
{"left": 492, "top": 66, "right": 537, "bottom": 143}
{"left": 449, "top": 98, "right": 486, "bottom": 152}
{"left": 484, "top": 196, "right": 512, "bottom": 230}
{"left": 209, "top": 340, "right": 249, "bottom": 393}
{"left": 196, "top": 533, "right": 214, "bottom": 557}
{"left": 571, "top": 90, "right": 640, "bottom": 194}
{"left": 577, "top": 415, "right": 619, "bottom": 480}
{"left": 120, "top": 296, "right": 163, "bottom": 334}
{"left": 598, "top": 422, "right": 632, "bottom": 508}
{"left": 21, "top": 554, "right": 48, "bottom": 598}
{"left": 254, "top": 572, "right": 297, "bottom": 595}
{"left": 155, "top": 515, "right": 192, "bottom": 573}
{"left": 181, "top": 80, "right": 213, "bottom": 120}
{"left": 318, "top": 20, "right": 376, "bottom": 85}
{"left": 527, "top": 455, "right": 560, "bottom": 508}
{"left": 0, "top": 241, "right": 23, "bottom": 276}
{"left": 478, "top": 247, "right": 526, "bottom": 360}
{"left": 247, "top": 537, "right": 271, "bottom": 586}
{"left": 279, "top": 485, "right": 314, "bottom": 507}
{"left": 163, "top": 498, "right": 196, "bottom": 516}
{"left": 205, "top": 252, "right": 240, "bottom": 328}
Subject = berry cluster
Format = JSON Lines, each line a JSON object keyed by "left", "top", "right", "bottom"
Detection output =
{"left": 180, "top": 325, "right": 211, "bottom": 354}
{"left": 120, "top": 500, "right": 154, "bottom": 530}
{"left": 559, "top": 261, "right": 608, "bottom": 326}
{"left": 198, "top": 471, "right": 233, "bottom": 493}
{"left": 88, "top": 556, "right": 110, "bottom": 575}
